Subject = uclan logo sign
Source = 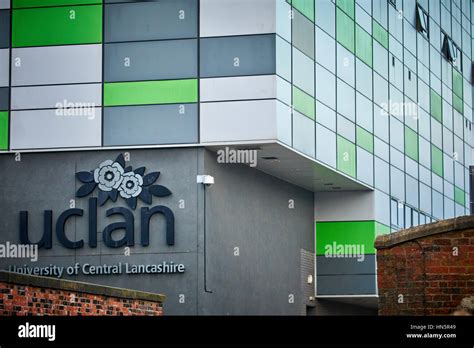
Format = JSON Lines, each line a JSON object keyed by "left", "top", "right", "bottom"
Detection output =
{"left": 19, "top": 154, "right": 175, "bottom": 249}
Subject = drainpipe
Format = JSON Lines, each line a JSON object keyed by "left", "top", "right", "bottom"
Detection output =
{"left": 197, "top": 175, "right": 214, "bottom": 294}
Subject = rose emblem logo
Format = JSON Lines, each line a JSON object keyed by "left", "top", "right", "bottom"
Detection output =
{"left": 119, "top": 172, "right": 143, "bottom": 199}
{"left": 75, "top": 154, "right": 171, "bottom": 210}
{"left": 94, "top": 160, "right": 124, "bottom": 192}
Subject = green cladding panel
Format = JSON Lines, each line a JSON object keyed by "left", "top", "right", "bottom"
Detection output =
{"left": 289, "top": 0, "right": 315, "bottom": 22}
{"left": 336, "top": 8, "right": 354, "bottom": 53}
{"left": 404, "top": 126, "right": 418, "bottom": 161}
{"left": 455, "top": 186, "right": 465, "bottom": 206}
{"left": 293, "top": 86, "right": 315, "bottom": 119}
{"left": 373, "top": 20, "right": 388, "bottom": 49}
{"left": 0, "top": 112, "right": 8, "bottom": 150}
{"left": 453, "top": 94, "right": 464, "bottom": 114}
{"left": 336, "top": 0, "right": 354, "bottom": 19}
{"left": 13, "top": 0, "right": 102, "bottom": 8}
{"left": 355, "top": 25, "right": 372, "bottom": 67}
{"left": 104, "top": 79, "right": 198, "bottom": 107}
{"left": 316, "top": 221, "right": 376, "bottom": 256}
{"left": 452, "top": 68, "right": 463, "bottom": 99}
{"left": 12, "top": 5, "right": 102, "bottom": 47}
{"left": 430, "top": 89, "right": 443, "bottom": 122}
{"left": 356, "top": 126, "right": 373, "bottom": 153}
{"left": 337, "top": 136, "right": 356, "bottom": 178}
{"left": 431, "top": 145, "right": 443, "bottom": 177}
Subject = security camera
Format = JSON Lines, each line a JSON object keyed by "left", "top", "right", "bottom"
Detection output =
{"left": 197, "top": 175, "right": 215, "bottom": 187}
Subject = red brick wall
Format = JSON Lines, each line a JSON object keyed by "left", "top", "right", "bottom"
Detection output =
{"left": 0, "top": 282, "right": 163, "bottom": 316}
{"left": 376, "top": 228, "right": 474, "bottom": 316}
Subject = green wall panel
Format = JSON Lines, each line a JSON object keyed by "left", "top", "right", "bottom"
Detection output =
{"left": 12, "top": 5, "right": 102, "bottom": 47}
{"left": 430, "top": 89, "right": 442, "bottom": 122}
{"left": 404, "top": 126, "right": 418, "bottom": 161}
{"left": 373, "top": 20, "right": 388, "bottom": 49}
{"left": 104, "top": 79, "right": 198, "bottom": 107}
{"left": 356, "top": 126, "right": 373, "bottom": 153}
{"left": 0, "top": 112, "right": 8, "bottom": 150}
{"left": 452, "top": 68, "right": 463, "bottom": 98}
{"left": 431, "top": 145, "right": 443, "bottom": 177}
{"left": 336, "top": 0, "right": 354, "bottom": 19}
{"left": 289, "top": 0, "right": 315, "bottom": 22}
{"left": 355, "top": 25, "right": 372, "bottom": 67}
{"left": 337, "top": 136, "right": 356, "bottom": 178}
{"left": 454, "top": 186, "right": 465, "bottom": 206}
{"left": 453, "top": 93, "right": 464, "bottom": 114}
{"left": 316, "top": 221, "right": 376, "bottom": 256}
{"left": 293, "top": 86, "right": 315, "bottom": 119}
{"left": 336, "top": 8, "right": 354, "bottom": 53}
{"left": 13, "top": 0, "right": 101, "bottom": 8}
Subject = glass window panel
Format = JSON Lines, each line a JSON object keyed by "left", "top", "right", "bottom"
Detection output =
{"left": 374, "top": 136, "right": 389, "bottom": 160}
{"left": 389, "top": 116, "right": 404, "bottom": 152}
{"left": 315, "top": 27, "right": 336, "bottom": 73}
{"left": 356, "top": 92, "right": 373, "bottom": 132}
{"left": 356, "top": 58, "right": 373, "bottom": 99}
{"left": 337, "top": 114, "right": 356, "bottom": 143}
{"left": 316, "top": 123, "right": 336, "bottom": 167}
{"left": 390, "top": 166, "right": 405, "bottom": 201}
{"left": 315, "top": 64, "right": 336, "bottom": 108}
{"left": 375, "top": 157, "right": 390, "bottom": 193}
{"left": 316, "top": 100, "right": 336, "bottom": 130}
{"left": 315, "top": 0, "right": 335, "bottom": 37}
{"left": 293, "top": 47, "right": 315, "bottom": 96}
{"left": 357, "top": 147, "right": 374, "bottom": 185}
{"left": 337, "top": 44, "right": 355, "bottom": 86}
{"left": 337, "top": 79, "right": 355, "bottom": 121}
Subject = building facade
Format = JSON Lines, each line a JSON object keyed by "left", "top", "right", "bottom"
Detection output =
{"left": 0, "top": 0, "right": 473, "bottom": 315}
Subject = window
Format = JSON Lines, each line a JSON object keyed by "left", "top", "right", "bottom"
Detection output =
{"left": 405, "top": 206, "right": 413, "bottom": 229}
{"left": 453, "top": 44, "right": 462, "bottom": 70}
{"left": 419, "top": 213, "right": 426, "bottom": 225}
{"left": 390, "top": 199, "right": 398, "bottom": 227}
{"left": 442, "top": 34, "right": 461, "bottom": 68}
{"left": 388, "top": 0, "right": 397, "bottom": 9}
{"left": 416, "top": 5, "right": 429, "bottom": 36}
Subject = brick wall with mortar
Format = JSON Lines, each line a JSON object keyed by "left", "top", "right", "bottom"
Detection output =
{"left": 0, "top": 271, "right": 165, "bottom": 316}
{"left": 375, "top": 216, "right": 474, "bottom": 316}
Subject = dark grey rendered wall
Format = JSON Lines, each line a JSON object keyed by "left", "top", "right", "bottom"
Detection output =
{"left": 0, "top": 148, "right": 314, "bottom": 315}
{"left": 200, "top": 150, "right": 314, "bottom": 315}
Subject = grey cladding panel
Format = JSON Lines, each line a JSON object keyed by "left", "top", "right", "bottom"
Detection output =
{"left": 0, "top": 10, "right": 9, "bottom": 49}
{"left": 200, "top": 34, "right": 276, "bottom": 78}
{"left": 0, "top": 87, "right": 8, "bottom": 110}
{"left": 317, "top": 275, "right": 376, "bottom": 295}
{"left": 316, "top": 255, "right": 376, "bottom": 275}
{"left": 0, "top": 49, "right": 8, "bottom": 87}
{"left": 104, "top": 104, "right": 198, "bottom": 146}
{"left": 104, "top": 39, "right": 197, "bottom": 82}
{"left": 11, "top": 45, "right": 102, "bottom": 86}
{"left": 104, "top": 0, "right": 197, "bottom": 42}
{"left": 292, "top": 10, "right": 314, "bottom": 59}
